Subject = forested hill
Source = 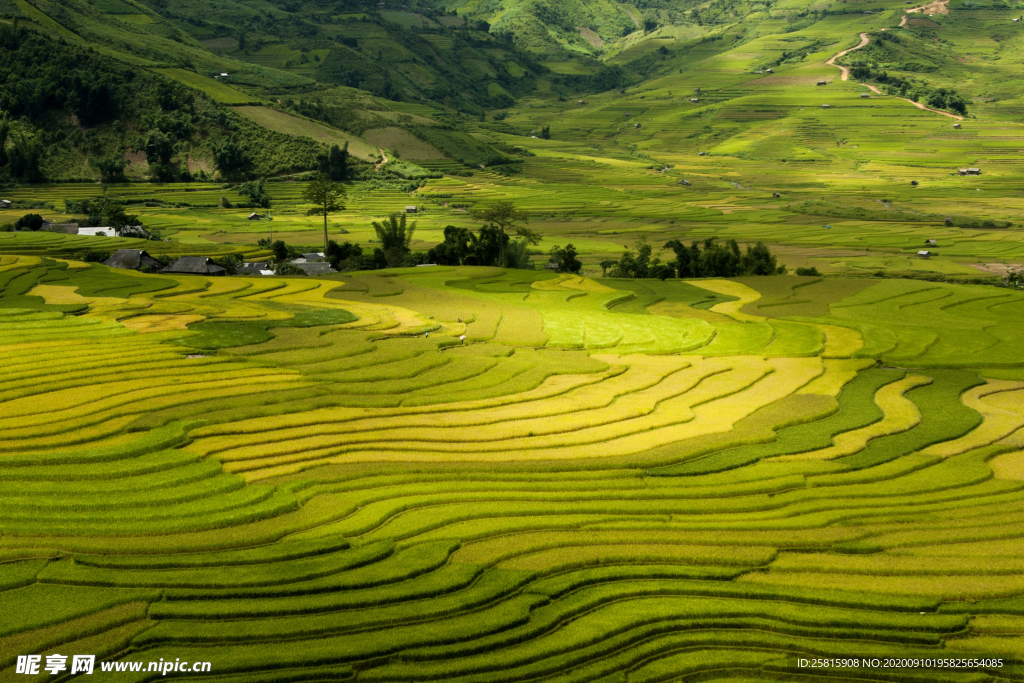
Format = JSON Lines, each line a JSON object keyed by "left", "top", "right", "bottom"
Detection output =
{"left": 0, "top": 23, "right": 323, "bottom": 184}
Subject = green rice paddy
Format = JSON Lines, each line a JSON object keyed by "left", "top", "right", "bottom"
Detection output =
{"left": 4, "top": 255, "right": 1024, "bottom": 680}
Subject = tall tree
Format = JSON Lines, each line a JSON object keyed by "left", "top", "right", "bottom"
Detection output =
{"left": 470, "top": 201, "right": 538, "bottom": 268}
{"left": 549, "top": 243, "right": 581, "bottom": 273}
{"left": 318, "top": 143, "right": 349, "bottom": 181}
{"left": 371, "top": 212, "right": 416, "bottom": 267}
{"left": 0, "top": 121, "right": 8, "bottom": 167}
{"left": 302, "top": 173, "right": 346, "bottom": 253}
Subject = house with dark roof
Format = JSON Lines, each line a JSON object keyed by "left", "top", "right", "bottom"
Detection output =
{"left": 238, "top": 261, "right": 274, "bottom": 275}
{"left": 119, "top": 225, "right": 151, "bottom": 239}
{"left": 292, "top": 262, "right": 337, "bottom": 276}
{"left": 104, "top": 249, "right": 164, "bottom": 272}
{"left": 162, "top": 256, "right": 226, "bottom": 276}
{"left": 41, "top": 222, "right": 79, "bottom": 234}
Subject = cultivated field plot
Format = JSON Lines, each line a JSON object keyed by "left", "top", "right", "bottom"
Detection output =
{"left": 4, "top": 260, "right": 1024, "bottom": 681}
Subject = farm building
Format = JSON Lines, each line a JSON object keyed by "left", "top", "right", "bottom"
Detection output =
{"left": 292, "top": 262, "right": 337, "bottom": 276}
{"left": 911, "top": 180, "right": 919, "bottom": 186}
{"left": 634, "top": 123, "right": 642, "bottom": 129}
{"left": 773, "top": 192, "right": 781, "bottom": 198}
{"left": 945, "top": 217, "right": 954, "bottom": 225}
{"left": 927, "top": 239, "right": 938, "bottom": 245}
{"left": 694, "top": 87, "right": 701, "bottom": 93}
{"left": 953, "top": 123, "right": 962, "bottom": 129}
{"left": 103, "top": 249, "right": 163, "bottom": 271}
{"left": 817, "top": 81, "right": 828, "bottom": 86}
{"left": 291, "top": 253, "right": 326, "bottom": 264}
{"left": 237, "top": 262, "right": 274, "bottom": 275}
{"left": 860, "top": 93, "right": 870, "bottom": 98}
{"left": 918, "top": 250, "right": 932, "bottom": 258}
{"left": 77, "top": 227, "right": 114, "bottom": 237}
{"left": 119, "top": 225, "right": 151, "bottom": 239}
{"left": 0, "top": 199, "right": 10, "bottom": 209}
{"left": 821, "top": 104, "right": 831, "bottom": 109}
{"left": 959, "top": 168, "right": 981, "bottom": 175}
{"left": 163, "top": 256, "right": 226, "bottom": 276}
{"left": 405, "top": 206, "right": 418, "bottom": 213}
{"left": 679, "top": 179, "right": 690, "bottom": 186}
{"left": 690, "top": 98, "right": 699, "bottom": 103}
{"left": 765, "top": 68, "right": 773, "bottom": 73}
{"left": 41, "top": 222, "right": 79, "bottom": 234}
{"left": 247, "top": 213, "right": 262, "bottom": 220}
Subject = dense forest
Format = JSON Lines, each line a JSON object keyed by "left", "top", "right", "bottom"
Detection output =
{"left": 0, "top": 22, "right": 323, "bottom": 184}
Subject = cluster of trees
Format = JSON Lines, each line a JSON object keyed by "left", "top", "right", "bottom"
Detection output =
{"left": 261, "top": 238, "right": 386, "bottom": 274}
{"left": 427, "top": 225, "right": 526, "bottom": 267}
{"left": 3, "top": 201, "right": 145, "bottom": 236}
{"left": 428, "top": 201, "right": 539, "bottom": 268}
{"left": 0, "top": 121, "right": 45, "bottom": 183}
{"left": 601, "top": 237, "right": 785, "bottom": 280}
{"left": 61, "top": 199, "right": 142, "bottom": 233}
{"left": 848, "top": 66, "right": 968, "bottom": 115}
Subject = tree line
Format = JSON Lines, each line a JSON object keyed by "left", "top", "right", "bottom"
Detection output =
{"left": 601, "top": 236, "right": 785, "bottom": 279}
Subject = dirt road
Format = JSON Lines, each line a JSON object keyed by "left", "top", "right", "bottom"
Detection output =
{"left": 374, "top": 148, "right": 389, "bottom": 170}
{"left": 825, "top": 20, "right": 963, "bottom": 120}
{"left": 826, "top": 33, "right": 870, "bottom": 81}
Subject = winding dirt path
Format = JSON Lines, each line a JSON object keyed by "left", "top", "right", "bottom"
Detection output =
{"left": 374, "top": 148, "right": 389, "bottom": 170}
{"left": 827, "top": 32, "right": 870, "bottom": 81}
{"left": 825, "top": 19, "right": 963, "bottom": 120}
{"left": 907, "top": 99, "right": 964, "bottom": 120}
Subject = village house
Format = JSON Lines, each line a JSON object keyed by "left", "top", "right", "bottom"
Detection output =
{"left": 162, "top": 256, "right": 226, "bottom": 276}
{"left": 918, "top": 250, "right": 932, "bottom": 258}
{"left": 237, "top": 261, "right": 274, "bottom": 276}
{"left": 291, "top": 262, "right": 337, "bottom": 276}
{"left": 404, "top": 206, "right": 418, "bottom": 213}
{"left": 119, "top": 225, "right": 151, "bottom": 239}
{"left": 0, "top": 199, "right": 11, "bottom": 209}
{"left": 291, "top": 253, "right": 326, "bottom": 264}
{"left": 103, "top": 249, "right": 164, "bottom": 272}
{"left": 77, "top": 227, "right": 114, "bottom": 237}
{"left": 41, "top": 222, "right": 79, "bottom": 234}
{"left": 959, "top": 168, "right": 981, "bottom": 175}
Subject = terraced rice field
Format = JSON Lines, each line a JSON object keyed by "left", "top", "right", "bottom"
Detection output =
{"left": 3, "top": 257, "right": 1024, "bottom": 681}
